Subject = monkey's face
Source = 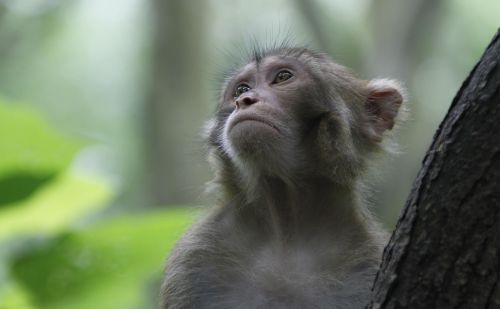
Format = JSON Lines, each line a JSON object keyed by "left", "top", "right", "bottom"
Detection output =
{"left": 216, "top": 55, "right": 321, "bottom": 175}
{"left": 206, "top": 48, "right": 405, "bottom": 185}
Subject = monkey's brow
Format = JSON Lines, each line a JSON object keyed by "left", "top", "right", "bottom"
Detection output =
{"left": 222, "top": 52, "right": 309, "bottom": 93}
{"left": 229, "top": 70, "right": 254, "bottom": 87}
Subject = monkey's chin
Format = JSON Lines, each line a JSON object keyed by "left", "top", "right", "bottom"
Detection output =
{"left": 225, "top": 120, "right": 283, "bottom": 163}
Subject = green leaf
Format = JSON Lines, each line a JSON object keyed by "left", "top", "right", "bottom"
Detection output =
{"left": 9, "top": 208, "right": 200, "bottom": 309}
{"left": 0, "top": 170, "right": 113, "bottom": 242}
{"left": 0, "top": 101, "right": 82, "bottom": 175}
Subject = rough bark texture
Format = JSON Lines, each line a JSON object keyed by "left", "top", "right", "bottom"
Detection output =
{"left": 368, "top": 29, "right": 500, "bottom": 309}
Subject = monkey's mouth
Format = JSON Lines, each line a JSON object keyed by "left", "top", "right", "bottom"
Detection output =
{"left": 229, "top": 115, "right": 280, "bottom": 133}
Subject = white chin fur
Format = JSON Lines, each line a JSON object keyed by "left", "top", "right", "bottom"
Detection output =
{"left": 221, "top": 124, "right": 262, "bottom": 199}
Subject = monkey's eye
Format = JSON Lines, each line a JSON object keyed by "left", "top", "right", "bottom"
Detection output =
{"left": 234, "top": 84, "right": 251, "bottom": 97}
{"left": 273, "top": 70, "right": 293, "bottom": 84}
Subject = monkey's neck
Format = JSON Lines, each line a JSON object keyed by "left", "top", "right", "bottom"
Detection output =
{"left": 231, "top": 176, "right": 370, "bottom": 244}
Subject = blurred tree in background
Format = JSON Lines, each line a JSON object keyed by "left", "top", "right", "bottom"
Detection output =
{"left": 0, "top": 0, "right": 498, "bottom": 308}
{"left": 144, "top": 0, "right": 209, "bottom": 206}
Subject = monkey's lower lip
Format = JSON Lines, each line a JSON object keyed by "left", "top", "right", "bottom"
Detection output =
{"left": 230, "top": 116, "right": 280, "bottom": 133}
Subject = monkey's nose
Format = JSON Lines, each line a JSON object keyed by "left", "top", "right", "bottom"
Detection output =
{"left": 236, "top": 95, "right": 259, "bottom": 109}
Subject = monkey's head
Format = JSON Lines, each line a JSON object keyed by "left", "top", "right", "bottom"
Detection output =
{"left": 206, "top": 47, "right": 405, "bottom": 193}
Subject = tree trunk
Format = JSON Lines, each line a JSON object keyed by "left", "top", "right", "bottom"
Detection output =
{"left": 368, "top": 29, "right": 500, "bottom": 309}
{"left": 144, "top": 0, "right": 209, "bottom": 206}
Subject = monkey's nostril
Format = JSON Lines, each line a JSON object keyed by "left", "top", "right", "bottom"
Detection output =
{"left": 237, "top": 96, "right": 259, "bottom": 108}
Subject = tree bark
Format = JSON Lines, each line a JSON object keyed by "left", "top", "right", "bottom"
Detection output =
{"left": 368, "top": 29, "right": 500, "bottom": 309}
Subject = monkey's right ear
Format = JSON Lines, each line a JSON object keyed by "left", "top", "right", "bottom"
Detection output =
{"left": 364, "top": 79, "right": 406, "bottom": 142}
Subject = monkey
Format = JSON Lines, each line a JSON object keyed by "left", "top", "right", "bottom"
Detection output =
{"left": 161, "top": 46, "right": 406, "bottom": 309}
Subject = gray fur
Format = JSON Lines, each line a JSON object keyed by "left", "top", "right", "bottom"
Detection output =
{"left": 161, "top": 47, "right": 405, "bottom": 309}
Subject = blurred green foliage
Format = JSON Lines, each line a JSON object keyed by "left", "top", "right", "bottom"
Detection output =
{"left": 0, "top": 100, "right": 198, "bottom": 308}
{"left": 0, "top": 101, "right": 81, "bottom": 175}
{"left": 0, "top": 171, "right": 111, "bottom": 241}
{"left": 0, "top": 101, "right": 81, "bottom": 206}
{"left": 0, "top": 101, "right": 110, "bottom": 241}
{"left": 6, "top": 209, "right": 197, "bottom": 309}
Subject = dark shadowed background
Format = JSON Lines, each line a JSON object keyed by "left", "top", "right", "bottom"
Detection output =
{"left": 0, "top": 0, "right": 498, "bottom": 308}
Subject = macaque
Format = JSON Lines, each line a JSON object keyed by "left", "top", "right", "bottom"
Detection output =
{"left": 161, "top": 46, "right": 406, "bottom": 309}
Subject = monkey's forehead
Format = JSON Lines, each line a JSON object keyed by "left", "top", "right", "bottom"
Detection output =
{"left": 251, "top": 46, "right": 324, "bottom": 63}
{"left": 227, "top": 48, "right": 329, "bottom": 79}
{"left": 234, "top": 55, "right": 299, "bottom": 73}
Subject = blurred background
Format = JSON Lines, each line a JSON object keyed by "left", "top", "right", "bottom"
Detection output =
{"left": 0, "top": 0, "right": 498, "bottom": 308}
